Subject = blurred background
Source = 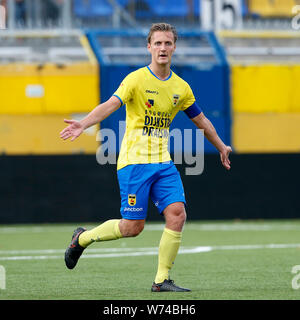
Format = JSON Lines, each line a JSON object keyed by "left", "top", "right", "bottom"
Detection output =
{"left": 0, "top": 0, "right": 300, "bottom": 224}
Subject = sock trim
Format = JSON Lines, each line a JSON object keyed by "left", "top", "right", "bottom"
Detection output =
{"left": 164, "top": 227, "right": 182, "bottom": 238}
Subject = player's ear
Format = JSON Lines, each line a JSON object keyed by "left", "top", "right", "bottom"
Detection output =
{"left": 147, "top": 42, "right": 151, "bottom": 53}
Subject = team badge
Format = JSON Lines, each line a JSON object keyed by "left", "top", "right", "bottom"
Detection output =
{"left": 145, "top": 99, "right": 154, "bottom": 108}
{"left": 173, "top": 94, "right": 180, "bottom": 106}
{"left": 128, "top": 194, "right": 136, "bottom": 206}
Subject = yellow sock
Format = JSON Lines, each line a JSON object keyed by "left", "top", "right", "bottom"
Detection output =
{"left": 154, "top": 228, "right": 182, "bottom": 284}
{"left": 78, "top": 219, "right": 122, "bottom": 248}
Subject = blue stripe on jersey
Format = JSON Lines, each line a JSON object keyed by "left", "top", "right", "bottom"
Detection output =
{"left": 147, "top": 66, "right": 173, "bottom": 81}
{"left": 184, "top": 102, "right": 202, "bottom": 119}
{"left": 113, "top": 94, "right": 124, "bottom": 106}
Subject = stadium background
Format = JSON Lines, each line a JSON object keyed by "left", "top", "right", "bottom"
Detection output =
{"left": 0, "top": 0, "right": 299, "bottom": 224}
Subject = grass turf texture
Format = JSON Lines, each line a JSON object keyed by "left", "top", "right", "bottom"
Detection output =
{"left": 0, "top": 220, "right": 300, "bottom": 300}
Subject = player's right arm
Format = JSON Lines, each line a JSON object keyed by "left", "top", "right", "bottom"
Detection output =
{"left": 59, "top": 96, "right": 121, "bottom": 141}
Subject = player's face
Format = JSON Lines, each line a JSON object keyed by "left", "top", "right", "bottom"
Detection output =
{"left": 147, "top": 31, "right": 176, "bottom": 66}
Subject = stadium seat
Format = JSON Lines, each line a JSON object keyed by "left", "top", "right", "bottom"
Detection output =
{"left": 155, "top": 0, "right": 189, "bottom": 17}
{"left": 275, "top": 0, "right": 297, "bottom": 16}
{"left": 134, "top": 0, "right": 155, "bottom": 19}
{"left": 144, "top": 0, "right": 188, "bottom": 17}
{"left": 194, "top": 0, "right": 200, "bottom": 17}
{"left": 73, "top": 0, "right": 113, "bottom": 18}
{"left": 248, "top": 0, "right": 296, "bottom": 17}
{"left": 241, "top": 0, "right": 249, "bottom": 16}
{"left": 194, "top": 0, "right": 248, "bottom": 18}
{"left": 117, "top": 0, "right": 129, "bottom": 6}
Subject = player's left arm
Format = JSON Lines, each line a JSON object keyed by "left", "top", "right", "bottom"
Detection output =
{"left": 191, "top": 112, "right": 232, "bottom": 170}
{"left": 182, "top": 84, "right": 231, "bottom": 170}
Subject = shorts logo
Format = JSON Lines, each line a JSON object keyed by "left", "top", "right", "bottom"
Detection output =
{"left": 124, "top": 207, "right": 143, "bottom": 212}
{"left": 173, "top": 94, "right": 180, "bottom": 106}
{"left": 128, "top": 194, "right": 136, "bottom": 206}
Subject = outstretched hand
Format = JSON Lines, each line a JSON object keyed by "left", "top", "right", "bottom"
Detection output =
{"left": 60, "top": 119, "right": 84, "bottom": 141}
{"left": 220, "top": 146, "right": 232, "bottom": 170}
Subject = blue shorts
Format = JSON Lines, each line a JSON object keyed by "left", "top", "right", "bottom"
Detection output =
{"left": 117, "top": 162, "right": 186, "bottom": 220}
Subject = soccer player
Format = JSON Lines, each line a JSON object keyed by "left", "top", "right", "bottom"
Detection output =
{"left": 60, "top": 23, "right": 232, "bottom": 292}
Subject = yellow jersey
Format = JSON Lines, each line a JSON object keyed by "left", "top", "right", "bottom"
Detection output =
{"left": 113, "top": 66, "right": 195, "bottom": 170}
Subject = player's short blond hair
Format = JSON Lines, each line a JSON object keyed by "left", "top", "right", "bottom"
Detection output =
{"left": 147, "top": 23, "right": 178, "bottom": 44}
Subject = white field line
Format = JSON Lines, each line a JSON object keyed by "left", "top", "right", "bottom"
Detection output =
{"left": 0, "top": 244, "right": 299, "bottom": 261}
{"left": 146, "top": 224, "right": 300, "bottom": 231}
{"left": 1, "top": 223, "right": 300, "bottom": 233}
{"left": 0, "top": 247, "right": 158, "bottom": 255}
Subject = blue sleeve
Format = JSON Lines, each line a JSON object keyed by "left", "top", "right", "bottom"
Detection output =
{"left": 113, "top": 94, "right": 124, "bottom": 106}
{"left": 184, "top": 102, "right": 202, "bottom": 119}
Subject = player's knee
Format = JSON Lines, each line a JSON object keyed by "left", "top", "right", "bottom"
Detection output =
{"left": 129, "top": 223, "right": 144, "bottom": 237}
{"left": 168, "top": 204, "right": 186, "bottom": 221}
{"left": 175, "top": 208, "right": 186, "bottom": 225}
{"left": 164, "top": 203, "right": 186, "bottom": 230}
{"left": 130, "top": 228, "right": 143, "bottom": 237}
{"left": 119, "top": 219, "right": 144, "bottom": 237}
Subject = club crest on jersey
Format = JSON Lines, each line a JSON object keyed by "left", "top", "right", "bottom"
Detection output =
{"left": 128, "top": 194, "right": 136, "bottom": 206}
{"left": 173, "top": 94, "right": 180, "bottom": 106}
{"left": 145, "top": 99, "right": 154, "bottom": 108}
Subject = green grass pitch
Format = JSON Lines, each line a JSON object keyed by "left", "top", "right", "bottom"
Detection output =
{"left": 0, "top": 219, "right": 300, "bottom": 300}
